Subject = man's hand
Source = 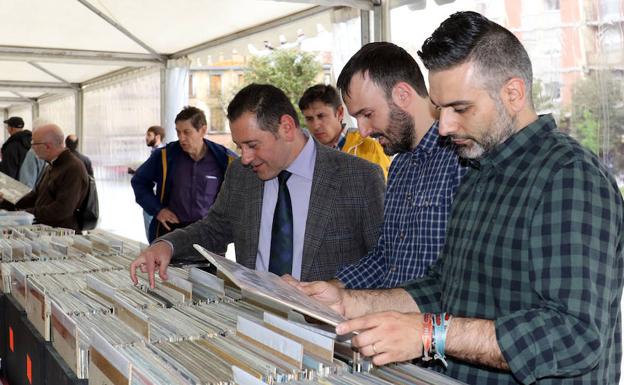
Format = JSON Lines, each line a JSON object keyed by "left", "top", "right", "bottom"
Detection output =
{"left": 129, "top": 241, "right": 173, "bottom": 289}
{"left": 336, "top": 311, "right": 423, "bottom": 366}
{"left": 156, "top": 208, "right": 179, "bottom": 231}
{"left": 282, "top": 275, "right": 347, "bottom": 317}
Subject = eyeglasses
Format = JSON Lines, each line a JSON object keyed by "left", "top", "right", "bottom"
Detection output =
{"left": 30, "top": 142, "right": 48, "bottom": 147}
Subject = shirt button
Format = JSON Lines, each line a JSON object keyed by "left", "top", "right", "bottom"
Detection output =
{"left": 399, "top": 231, "right": 405, "bottom": 240}
{"left": 390, "top": 266, "right": 397, "bottom": 272}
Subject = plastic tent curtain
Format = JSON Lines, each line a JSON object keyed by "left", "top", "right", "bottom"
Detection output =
{"left": 38, "top": 94, "right": 76, "bottom": 136}
{"left": 82, "top": 68, "right": 161, "bottom": 242}
{"left": 164, "top": 57, "right": 191, "bottom": 143}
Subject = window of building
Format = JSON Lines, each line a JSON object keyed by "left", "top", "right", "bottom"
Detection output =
{"left": 544, "top": 0, "right": 560, "bottom": 11}
{"left": 210, "top": 107, "right": 225, "bottom": 132}
{"left": 209, "top": 74, "right": 222, "bottom": 98}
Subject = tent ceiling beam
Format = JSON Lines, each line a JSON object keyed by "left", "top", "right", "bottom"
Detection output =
{"left": 0, "top": 97, "right": 34, "bottom": 104}
{"left": 77, "top": 0, "right": 165, "bottom": 62}
{"left": 0, "top": 80, "right": 78, "bottom": 92}
{"left": 0, "top": 46, "right": 164, "bottom": 67}
{"left": 171, "top": 5, "right": 331, "bottom": 58}
{"left": 28, "top": 62, "right": 73, "bottom": 85}
{"left": 271, "top": 0, "right": 373, "bottom": 10}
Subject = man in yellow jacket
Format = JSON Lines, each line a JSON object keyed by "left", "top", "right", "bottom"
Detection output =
{"left": 299, "top": 84, "right": 390, "bottom": 178}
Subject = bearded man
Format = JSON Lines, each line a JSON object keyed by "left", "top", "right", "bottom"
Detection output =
{"left": 329, "top": 42, "right": 466, "bottom": 289}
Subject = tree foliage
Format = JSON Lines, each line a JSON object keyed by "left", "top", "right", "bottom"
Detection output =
{"left": 244, "top": 49, "right": 322, "bottom": 121}
{"left": 532, "top": 78, "right": 556, "bottom": 114}
{"left": 569, "top": 71, "right": 624, "bottom": 171}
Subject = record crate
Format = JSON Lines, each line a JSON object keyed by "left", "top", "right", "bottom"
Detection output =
{"left": 3, "top": 294, "right": 45, "bottom": 385}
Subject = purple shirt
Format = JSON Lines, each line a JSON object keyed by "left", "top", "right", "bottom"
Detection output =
{"left": 168, "top": 147, "right": 223, "bottom": 223}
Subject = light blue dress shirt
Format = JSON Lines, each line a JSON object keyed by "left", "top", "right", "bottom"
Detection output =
{"left": 256, "top": 136, "right": 316, "bottom": 279}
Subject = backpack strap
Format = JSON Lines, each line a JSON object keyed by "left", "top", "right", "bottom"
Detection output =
{"left": 155, "top": 148, "right": 168, "bottom": 240}
{"left": 159, "top": 148, "right": 167, "bottom": 203}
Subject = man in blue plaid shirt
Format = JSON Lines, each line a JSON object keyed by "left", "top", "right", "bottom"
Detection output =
{"left": 289, "top": 11, "right": 624, "bottom": 385}
{"left": 332, "top": 42, "right": 466, "bottom": 289}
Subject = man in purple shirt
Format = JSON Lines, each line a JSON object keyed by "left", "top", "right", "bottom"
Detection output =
{"left": 131, "top": 106, "right": 236, "bottom": 242}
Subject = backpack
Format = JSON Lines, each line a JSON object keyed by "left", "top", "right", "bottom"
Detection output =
{"left": 77, "top": 176, "right": 99, "bottom": 230}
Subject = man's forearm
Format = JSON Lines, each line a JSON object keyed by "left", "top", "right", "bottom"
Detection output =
{"left": 446, "top": 318, "right": 509, "bottom": 370}
{"left": 343, "top": 288, "right": 420, "bottom": 319}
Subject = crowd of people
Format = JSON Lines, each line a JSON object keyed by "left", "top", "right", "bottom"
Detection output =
{"left": 2, "top": 11, "right": 622, "bottom": 385}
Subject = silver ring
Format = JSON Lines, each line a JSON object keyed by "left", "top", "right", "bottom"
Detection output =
{"left": 372, "top": 343, "right": 377, "bottom": 354}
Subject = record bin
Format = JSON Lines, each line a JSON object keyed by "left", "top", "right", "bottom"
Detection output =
{"left": 0, "top": 293, "right": 5, "bottom": 377}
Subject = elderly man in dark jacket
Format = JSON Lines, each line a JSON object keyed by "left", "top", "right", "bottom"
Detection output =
{"left": 1, "top": 116, "right": 32, "bottom": 179}
{"left": 4, "top": 124, "right": 89, "bottom": 230}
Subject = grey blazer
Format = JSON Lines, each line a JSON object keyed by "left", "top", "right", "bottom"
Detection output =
{"left": 161, "top": 140, "right": 385, "bottom": 281}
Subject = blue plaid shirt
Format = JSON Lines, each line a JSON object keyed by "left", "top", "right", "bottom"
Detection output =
{"left": 336, "top": 122, "right": 466, "bottom": 288}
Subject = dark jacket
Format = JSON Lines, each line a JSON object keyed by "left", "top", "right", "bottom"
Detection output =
{"left": 131, "top": 139, "right": 236, "bottom": 242}
{"left": 0, "top": 130, "right": 32, "bottom": 179}
{"left": 15, "top": 149, "right": 89, "bottom": 230}
{"left": 70, "top": 149, "right": 94, "bottom": 177}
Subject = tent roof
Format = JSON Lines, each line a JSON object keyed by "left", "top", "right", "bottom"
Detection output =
{"left": 0, "top": 0, "right": 372, "bottom": 109}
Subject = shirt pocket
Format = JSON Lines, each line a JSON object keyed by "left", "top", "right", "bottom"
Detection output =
{"left": 196, "top": 175, "right": 220, "bottom": 205}
{"left": 413, "top": 191, "right": 445, "bottom": 208}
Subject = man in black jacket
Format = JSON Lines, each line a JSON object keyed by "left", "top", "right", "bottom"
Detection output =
{"left": 65, "top": 134, "right": 94, "bottom": 176}
{"left": 1, "top": 116, "right": 31, "bottom": 179}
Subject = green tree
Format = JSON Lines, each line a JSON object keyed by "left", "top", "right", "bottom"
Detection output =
{"left": 244, "top": 49, "right": 322, "bottom": 122}
{"left": 576, "top": 109, "right": 600, "bottom": 154}
{"left": 569, "top": 71, "right": 624, "bottom": 171}
{"left": 532, "top": 78, "right": 556, "bottom": 114}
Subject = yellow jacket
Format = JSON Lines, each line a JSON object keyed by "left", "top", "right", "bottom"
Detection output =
{"left": 342, "top": 130, "right": 391, "bottom": 180}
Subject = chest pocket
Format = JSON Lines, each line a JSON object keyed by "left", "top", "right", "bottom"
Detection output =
{"left": 413, "top": 191, "right": 445, "bottom": 208}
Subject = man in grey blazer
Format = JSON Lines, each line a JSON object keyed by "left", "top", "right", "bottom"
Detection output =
{"left": 130, "top": 83, "right": 385, "bottom": 288}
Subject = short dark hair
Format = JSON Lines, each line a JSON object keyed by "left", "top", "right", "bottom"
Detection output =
{"left": 418, "top": 11, "right": 533, "bottom": 100}
{"left": 175, "top": 106, "right": 207, "bottom": 131}
{"left": 65, "top": 135, "right": 78, "bottom": 151}
{"left": 227, "top": 83, "right": 299, "bottom": 135}
{"left": 146, "top": 125, "right": 165, "bottom": 140}
{"left": 337, "top": 42, "right": 428, "bottom": 99}
{"left": 298, "top": 84, "right": 342, "bottom": 112}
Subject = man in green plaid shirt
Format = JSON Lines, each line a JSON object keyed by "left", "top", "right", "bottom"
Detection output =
{"left": 288, "top": 11, "right": 624, "bottom": 385}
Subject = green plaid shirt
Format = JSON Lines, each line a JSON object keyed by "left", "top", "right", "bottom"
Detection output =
{"left": 404, "top": 115, "right": 624, "bottom": 384}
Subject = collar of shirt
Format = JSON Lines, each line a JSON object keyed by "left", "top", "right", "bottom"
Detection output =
{"left": 284, "top": 134, "right": 316, "bottom": 182}
{"left": 335, "top": 126, "right": 348, "bottom": 151}
{"left": 477, "top": 114, "right": 556, "bottom": 172}
{"left": 410, "top": 121, "right": 442, "bottom": 161}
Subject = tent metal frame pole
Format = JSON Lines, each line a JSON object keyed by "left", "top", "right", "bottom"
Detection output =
{"left": 372, "top": 0, "right": 390, "bottom": 42}
{"left": 172, "top": 6, "right": 332, "bottom": 58}
{"left": 0, "top": 97, "right": 33, "bottom": 104}
{"left": 75, "top": 89, "right": 84, "bottom": 151}
{"left": 0, "top": 46, "right": 163, "bottom": 66}
{"left": 28, "top": 62, "right": 73, "bottom": 86}
{"left": 31, "top": 101, "right": 39, "bottom": 122}
{"left": 76, "top": 0, "right": 165, "bottom": 62}
{"left": 361, "top": 9, "right": 371, "bottom": 44}
{"left": 271, "top": 0, "right": 372, "bottom": 9}
{"left": 0, "top": 81, "right": 76, "bottom": 92}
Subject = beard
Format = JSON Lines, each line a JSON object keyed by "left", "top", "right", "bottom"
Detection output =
{"left": 146, "top": 138, "right": 156, "bottom": 147}
{"left": 454, "top": 98, "right": 517, "bottom": 159}
{"left": 371, "top": 101, "right": 416, "bottom": 156}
